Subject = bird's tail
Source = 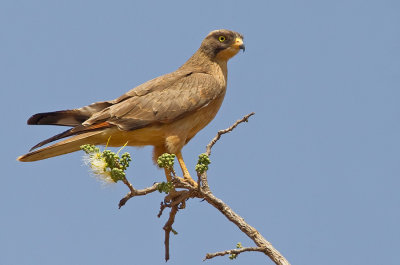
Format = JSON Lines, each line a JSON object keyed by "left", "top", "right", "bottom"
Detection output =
{"left": 17, "top": 130, "right": 105, "bottom": 162}
{"left": 27, "top": 101, "right": 112, "bottom": 127}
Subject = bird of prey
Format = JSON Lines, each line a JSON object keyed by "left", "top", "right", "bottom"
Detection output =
{"left": 18, "top": 29, "right": 245, "bottom": 186}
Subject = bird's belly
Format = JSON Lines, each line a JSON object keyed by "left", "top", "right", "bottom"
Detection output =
{"left": 103, "top": 126, "right": 166, "bottom": 147}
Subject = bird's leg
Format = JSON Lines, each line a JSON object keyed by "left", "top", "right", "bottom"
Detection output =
{"left": 164, "top": 168, "right": 173, "bottom": 182}
{"left": 163, "top": 168, "right": 179, "bottom": 202}
{"left": 153, "top": 145, "right": 175, "bottom": 183}
{"left": 176, "top": 151, "right": 197, "bottom": 187}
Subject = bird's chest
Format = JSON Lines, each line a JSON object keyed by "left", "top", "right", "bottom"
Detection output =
{"left": 184, "top": 90, "right": 226, "bottom": 140}
{"left": 184, "top": 66, "right": 227, "bottom": 138}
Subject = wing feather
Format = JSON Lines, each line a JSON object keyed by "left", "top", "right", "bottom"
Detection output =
{"left": 83, "top": 72, "right": 223, "bottom": 131}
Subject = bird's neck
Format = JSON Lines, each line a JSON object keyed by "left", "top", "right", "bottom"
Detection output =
{"left": 181, "top": 49, "right": 228, "bottom": 85}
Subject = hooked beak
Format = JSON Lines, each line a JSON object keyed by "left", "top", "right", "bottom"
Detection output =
{"left": 234, "top": 37, "right": 245, "bottom": 52}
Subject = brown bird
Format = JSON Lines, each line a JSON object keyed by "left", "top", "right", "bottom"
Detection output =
{"left": 18, "top": 29, "right": 245, "bottom": 185}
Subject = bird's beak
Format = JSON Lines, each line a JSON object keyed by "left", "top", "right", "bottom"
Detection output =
{"left": 234, "top": 37, "right": 245, "bottom": 52}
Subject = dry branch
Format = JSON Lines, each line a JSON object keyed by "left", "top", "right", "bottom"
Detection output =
{"left": 163, "top": 205, "right": 178, "bottom": 261}
{"left": 201, "top": 188, "right": 289, "bottom": 265}
{"left": 118, "top": 180, "right": 159, "bottom": 208}
{"left": 204, "top": 246, "right": 266, "bottom": 260}
{"left": 206, "top": 112, "right": 255, "bottom": 156}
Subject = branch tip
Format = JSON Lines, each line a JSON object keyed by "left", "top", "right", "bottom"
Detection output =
{"left": 206, "top": 112, "right": 255, "bottom": 156}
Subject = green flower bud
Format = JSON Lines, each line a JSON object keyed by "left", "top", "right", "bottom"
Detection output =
{"left": 157, "top": 153, "right": 176, "bottom": 169}
{"left": 195, "top": 153, "right": 211, "bottom": 174}
{"left": 157, "top": 181, "right": 173, "bottom": 193}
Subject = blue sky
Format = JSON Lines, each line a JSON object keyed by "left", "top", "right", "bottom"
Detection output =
{"left": 1, "top": 0, "right": 399, "bottom": 264}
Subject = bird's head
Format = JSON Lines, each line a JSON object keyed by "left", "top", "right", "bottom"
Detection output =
{"left": 200, "top": 29, "right": 245, "bottom": 61}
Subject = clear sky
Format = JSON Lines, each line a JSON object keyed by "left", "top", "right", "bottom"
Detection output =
{"left": 1, "top": 1, "right": 399, "bottom": 264}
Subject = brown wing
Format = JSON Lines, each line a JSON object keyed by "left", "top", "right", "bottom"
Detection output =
{"left": 83, "top": 72, "right": 223, "bottom": 130}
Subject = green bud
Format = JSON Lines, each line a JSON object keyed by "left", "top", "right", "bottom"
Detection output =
{"left": 111, "top": 168, "right": 125, "bottom": 182}
{"left": 157, "top": 153, "right": 176, "bottom": 169}
{"left": 80, "top": 144, "right": 100, "bottom": 154}
{"left": 157, "top": 181, "right": 173, "bottom": 193}
{"left": 195, "top": 153, "right": 211, "bottom": 174}
{"left": 120, "top": 152, "right": 132, "bottom": 170}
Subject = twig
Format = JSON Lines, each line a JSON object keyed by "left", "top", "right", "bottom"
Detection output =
{"left": 200, "top": 112, "right": 254, "bottom": 193}
{"left": 158, "top": 202, "right": 167, "bottom": 218}
{"left": 206, "top": 112, "right": 255, "bottom": 156}
{"left": 163, "top": 205, "right": 178, "bottom": 262}
{"left": 118, "top": 179, "right": 159, "bottom": 208}
{"left": 157, "top": 178, "right": 197, "bottom": 261}
{"left": 204, "top": 246, "right": 266, "bottom": 261}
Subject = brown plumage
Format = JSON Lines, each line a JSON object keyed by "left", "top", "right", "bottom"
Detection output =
{"left": 18, "top": 29, "right": 245, "bottom": 185}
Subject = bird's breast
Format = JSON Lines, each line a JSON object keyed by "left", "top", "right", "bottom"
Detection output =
{"left": 183, "top": 91, "right": 227, "bottom": 141}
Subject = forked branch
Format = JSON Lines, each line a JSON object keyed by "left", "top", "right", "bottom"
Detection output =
{"left": 118, "top": 180, "right": 159, "bottom": 208}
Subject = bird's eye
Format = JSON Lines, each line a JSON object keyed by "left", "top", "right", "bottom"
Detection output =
{"left": 218, "top": 36, "right": 226, "bottom": 42}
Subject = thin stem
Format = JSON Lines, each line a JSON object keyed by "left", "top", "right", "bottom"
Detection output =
{"left": 206, "top": 112, "right": 255, "bottom": 156}
{"left": 204, "top": 246, "right": 266, "bottom": 260}
{"left": 118, "top": 180, "right": 159, "bottom": 208}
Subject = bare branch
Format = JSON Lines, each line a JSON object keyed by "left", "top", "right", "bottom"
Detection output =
{"left": 200, "top": 114, "right": 256, "bottom": 192}
{"left": 206, "top": 112, "right": 255, "bottom": 156}
{"left": 201, "top": 187, "right": 290, "bottom": 265}
{"left": 204, "top": 246, "right": 266, "bottom": 261}
{"left": 157, "top": 178, "right": 198, "bottom": 261}
{"left": 118, "top": 179, "right": 159, "bottom": 208}
{"left": 158, "top": 201, "right": 167, "bottom": 218}
{"left": 163, "top": 205, "right": 178, "bottom": 262}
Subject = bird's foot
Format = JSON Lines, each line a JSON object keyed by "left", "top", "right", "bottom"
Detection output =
{"left": 174, "top": 175, "right": 197, "bottom": 188}
{"left": 183, "top": 175, "right": 198, "bottom": 188}
{"left": 174, "top": 151, "right": 198, "bottom": 188}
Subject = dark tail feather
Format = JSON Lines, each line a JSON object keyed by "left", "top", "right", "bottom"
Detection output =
{"left": 27, "top": 110, "right": 90, "bottom": 127}
{"left": 27, "top": 101, "right": 113, "bottom": 127}
{"left": 29, "top": 128, "right": 75, "bottom": 151}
